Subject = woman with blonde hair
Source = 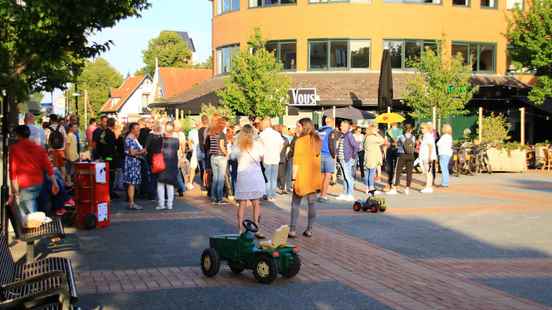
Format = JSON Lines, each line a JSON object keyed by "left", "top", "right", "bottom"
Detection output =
{"left": 363, "top": 124, "right": 385, "bottom": 194}
{"left": 419, "top": 122, "right": 437, "bottom": 193}
{"left": 437, "top": 124, "right": 453, "bottom": 188}
{"left": 289, "top": 118, "right": 322, "bottom": 238}
{"left": 231, "top": 124, "right": 266, "bottom": 236}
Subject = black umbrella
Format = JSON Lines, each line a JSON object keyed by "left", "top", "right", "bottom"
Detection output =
{"left": 323, "top": 106, "right": 375, "bottom": 121}
{"left": 378, "top": 49, "right": 394, "bottom": 113}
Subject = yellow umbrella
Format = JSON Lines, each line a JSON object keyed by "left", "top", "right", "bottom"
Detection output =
{"left": 375, "top": 112, "right": 405, "bottom": 124}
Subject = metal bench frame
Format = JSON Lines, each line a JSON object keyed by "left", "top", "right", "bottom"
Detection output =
{"left": 6, "top": 203, "right": 65, "bottom": 262}
{"left": 0, "top": 233, "right": 77, "bottom": 308}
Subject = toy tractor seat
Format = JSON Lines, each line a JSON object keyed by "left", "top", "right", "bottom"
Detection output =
{"left": 260, "top": 225, "right": 290, "bottom": 250}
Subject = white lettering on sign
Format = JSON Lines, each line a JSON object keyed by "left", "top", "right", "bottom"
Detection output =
{"left": 289, "top": 88, "right": 317, "bottom": 106}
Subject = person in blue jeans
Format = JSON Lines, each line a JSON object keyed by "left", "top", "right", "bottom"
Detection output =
{"left": 336, "top": 120, "right": 359, "bottom": 202}
{"left": 437, "top": 124, "right": 453, "bottom": 188}
{"left": 207, "top": 117, "right": 228, "bottom": 204}
{"left": 317, "top": 117, "right": 337, "bottom": 201}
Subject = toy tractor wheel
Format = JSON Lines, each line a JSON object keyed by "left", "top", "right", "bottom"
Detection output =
{"left": 281, "top": 254, "right": 301, "bottom": 278}
{"left": 378, "top": 202, "right": 387, "bottom": 213}
{"left": 84, "top": 213, "right": 97, "bottom": 230}
{"left": 353, "top": 201, "right": 362, "bottom": 212}
{"left": 253, "top": 255, "right": 278, "bottom": 284}
{"left": 228, "top": 262, "right": 245, "bottom": 274}
{"left": 201, "top": 248, "right": 220, "bottom": 277}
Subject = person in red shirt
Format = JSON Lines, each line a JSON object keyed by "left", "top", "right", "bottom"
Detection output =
{"left": 9, "top": 125, "right": 59, "bottom": 216}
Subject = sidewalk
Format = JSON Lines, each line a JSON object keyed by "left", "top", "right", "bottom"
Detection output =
{"left": 8, "top": 171, "right": 552, "bottom": 309}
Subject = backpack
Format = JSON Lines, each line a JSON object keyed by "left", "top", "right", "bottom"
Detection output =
{"left": 402, "top": 135, "right": 416, "bottom": 155}
{"left": 49, "top": 125, "right": 64, "bottom": 149}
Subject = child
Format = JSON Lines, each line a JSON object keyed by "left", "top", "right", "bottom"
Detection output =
{"left": 65, "top": 123, "right": 79, "bottom": 186}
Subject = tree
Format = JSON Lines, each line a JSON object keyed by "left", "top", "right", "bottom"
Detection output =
{"left": 200, "top": 103, "right": 235, "bottom": 120}
{"left": 75, "top": 58, "right": 123, "bottom": 122}
{"left": 481, "top": 113, "right": 511, "bottom": 144}
{"left": 142, "top": 31, "right": 192, "bottom": 76}
{"left": 507, "top": 0, "right": 552, "bottom": 105}
{"left": 0, "top": 0, "right": 150, "bottom": 121}
{"left": 216, "top": 29, "right": 291, "bottom": 118}
{"left": 404, "top": 44, "right": 477, "bottom": 120}
{"left": 194, "top": 56, "right": 213, "bottom": 69}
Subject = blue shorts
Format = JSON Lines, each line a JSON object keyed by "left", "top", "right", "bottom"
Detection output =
{"left": 321, "top": 154, "right": 336, "bottom": 173}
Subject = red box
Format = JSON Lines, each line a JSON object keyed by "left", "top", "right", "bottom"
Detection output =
{"left": 74, "top": 162, "right": 111, "bottom": 229}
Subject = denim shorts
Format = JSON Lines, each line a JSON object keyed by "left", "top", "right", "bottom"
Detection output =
{"left": 321, "top": 155, "right": 336, "bottom": 173}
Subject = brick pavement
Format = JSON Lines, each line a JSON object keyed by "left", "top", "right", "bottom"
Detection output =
{"left": 418, "top": 258, "right": 552, "bottom": 278}
{"left": 183, "top": 191, "right": 549, "bottom": 310}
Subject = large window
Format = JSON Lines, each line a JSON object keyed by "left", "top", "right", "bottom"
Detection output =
{"left": 266, "top": 41, "right": 297, "bottom": 70}
{"left": 451, "top": 42, "right": 496, "bottom": 73}
{"left": 383, "top": 39, "right": 437, "bottom": 69}
{"left": 308, "top": 39, "right": 371, "bottom": 70}
{"left": 250, "top": 0, "right": 296, "bottom": 7}
{"left": 506, "top": 0, "right": 522, "bottom": 9}
{"left": 453, "top": 0, "right": 469, "bottom": 6}
{"left": 217, "top": 0, "right": 240, "bottom": 15}
{"left": 216, "top": 44, "right": 240, "bottom": 75}
{"left": 480, "top": 0, "right": 496, "bottom": 8}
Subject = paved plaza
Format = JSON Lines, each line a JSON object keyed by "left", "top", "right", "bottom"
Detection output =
{"left": 9, "top": 171, "right": 552, "bottom": 309}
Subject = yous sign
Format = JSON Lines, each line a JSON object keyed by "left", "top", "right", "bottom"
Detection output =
{"left": 289, "top": 88, "right": 317, "bottom": 106}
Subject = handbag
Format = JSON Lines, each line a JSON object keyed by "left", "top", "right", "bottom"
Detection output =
{"left": 152, "top": 152, "right": 166, "bottom": 174}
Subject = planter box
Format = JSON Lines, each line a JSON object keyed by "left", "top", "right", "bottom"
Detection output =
{"left": 487, "top": 148, "right": 527, "bottom": 172}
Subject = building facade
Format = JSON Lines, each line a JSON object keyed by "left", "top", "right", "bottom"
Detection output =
{"left": 211, "top": 0, "right": 524, "bottom": 77}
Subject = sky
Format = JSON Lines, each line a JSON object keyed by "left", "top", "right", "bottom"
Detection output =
{"left": 89, "top": 0, "right": 212, "bottom": 75}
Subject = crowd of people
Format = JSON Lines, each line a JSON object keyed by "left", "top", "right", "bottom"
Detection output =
{"left": 9, "top": 110, "right": 454, "bottom": 239}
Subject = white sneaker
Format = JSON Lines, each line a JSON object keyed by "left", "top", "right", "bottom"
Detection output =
{"left": 387, "top": 189, "right": 398, "bottom": 195}
{"left": 155, "top": 206, "right": 166, "bottom": 210}
{"left": 166, "top": 206, "right": 173, "bottom": 210}
{"left": 404, "top": 188, "right": 410, "bottom": 195}
{"left": 336, "top": 194, "right": 347, "bottom": 201}
{"left": 420, "top": 187, "right": 433, "bottom": 194}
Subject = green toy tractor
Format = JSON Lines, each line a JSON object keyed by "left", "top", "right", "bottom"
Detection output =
{"left": 201, "top": 220, "right": 301, "bottom": 284}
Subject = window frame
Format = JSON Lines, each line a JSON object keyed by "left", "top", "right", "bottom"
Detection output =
{"left": 265, "top": 40, "right": 297, "bottom": 71}
{"left": 216, "top": 43, "right": 240, "bottom": 75}
{"left": 217, "top": 0, "right": 240, "bottom": 15}
{"left": 308, "top": 39, "right": 371, "bottom": 71}
{"left": 452, "top": 0, "right": 470, "bottom": 7}
{"left": 480, "top": 0, "right": 498, "bottom": 9}
{"left": 383, "top": 39, "right": 438, "bottom": 70}
{"left": 249, "top": 0, "right": 298, "bottom": 9}
{"left": 506, "top": 0, "right": 523, "bottom": 10}
{"left": 451, "top": 41, "right": 496, "bottom": 73}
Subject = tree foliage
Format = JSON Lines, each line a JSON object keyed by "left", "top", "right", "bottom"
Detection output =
{"left": 507, "top": 0, "right": 552, "bottom": 105}
{"left": 481, "top": 113, "right": 511, "bottom": 144}
{"left": 142, "top": 31, "right": 192, "bottom": 76}
{"left": 216, "top": 29, "right": 291, "bottom": 118}
{"left": 75, "top": 58, "right": 123, "bottom": 120}
{"left": 0, "top": 0, "right": 150, "bottom": 112}
{"left": 200, "top": 103, "right": 235, "bottom": 120}
{"left": 194, "top": 55, "right": 213, "bottom": 69}
{"left": 404, "top": 45, "right": 477, "bottom": 120}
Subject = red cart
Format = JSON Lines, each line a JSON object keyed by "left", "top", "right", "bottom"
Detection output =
{"left": 74, "top": 162, "right": 111, "bottom": 229}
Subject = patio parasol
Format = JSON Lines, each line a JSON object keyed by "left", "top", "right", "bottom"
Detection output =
{"left": 374, "top": 112, "right": 405, "bottom": 124}
{"left": 323, "top": 106, "right": 375, "bottom": 121}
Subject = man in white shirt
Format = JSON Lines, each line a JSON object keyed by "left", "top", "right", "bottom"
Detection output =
{"left": 258, "top": 118, "right": 283, "bottom": 201}
{"left": 24, "top": 112, "right": 45, "bottom": 147}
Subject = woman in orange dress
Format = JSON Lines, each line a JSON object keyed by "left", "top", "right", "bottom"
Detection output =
{"left": 289, "top": 118, "right": 322, "bottom": 238}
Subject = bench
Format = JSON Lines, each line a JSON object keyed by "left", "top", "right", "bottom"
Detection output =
{"left": 0, "top": 233, "right": 78, "bottom": 308}
{"left": 7, "top": 203, "right": 65, "bottom": 262}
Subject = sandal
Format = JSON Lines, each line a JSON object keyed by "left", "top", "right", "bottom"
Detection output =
{"left": 302, "top": 230, "right": 313, "bottom": 238}
{"left": 288, "top": 231, "right": 297, "bottom": 239}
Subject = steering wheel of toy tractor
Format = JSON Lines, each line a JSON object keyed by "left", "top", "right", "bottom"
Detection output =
{"left": 242, "top": 220, "right": 259, "bottom": 233}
